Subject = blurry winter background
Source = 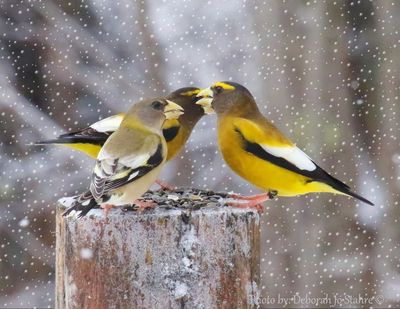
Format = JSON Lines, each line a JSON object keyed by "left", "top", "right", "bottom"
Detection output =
{"left": 0, "top": 0, "right": 399, "bottom": 307}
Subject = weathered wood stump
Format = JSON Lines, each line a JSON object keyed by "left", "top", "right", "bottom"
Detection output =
{"left": 56, "top": 189, "right": 260, "bottom": 309}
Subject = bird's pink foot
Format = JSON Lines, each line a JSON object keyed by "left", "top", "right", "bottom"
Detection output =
{"left": 229, "top": 192, "right": 272, "bottom": 201}
{"left": 133, "top": 199, "right": 157, "bottom": 212}
{"left": 226, "top": 200, "right": 265, "bottom": 213}
{"left": 155, "top": 179, "right": 175, "bottom": 191}
{"left": 226, "top": 191, "right": 276, "bottom": 214}
{"left": 100, "top": 203, "right": 115, "bottom": 216}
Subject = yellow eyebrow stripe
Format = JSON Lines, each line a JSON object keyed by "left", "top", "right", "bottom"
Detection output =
{"left": 213, "top": 82, "right": 235, "bottom": 90}
{"left": 180, "top": 89, "right": 200, "bottom": 96}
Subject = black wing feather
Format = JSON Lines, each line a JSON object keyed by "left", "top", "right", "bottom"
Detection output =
{"left": 90, "top": 158, "right": 119, "bottom": 200}
{"left": 234, "top": 127, "right": 373, "bottom": 206}
{"left": 36, "top": 128, "right": 111, "bottom": 146}
{"left": 62, "top": 192, "right": 98, "bottom": 218}
{"left": 63, "top": 143, "right": 165, "bottom": 217}
{"left": 103, "top": 143, "right": 164, "bottom": 192}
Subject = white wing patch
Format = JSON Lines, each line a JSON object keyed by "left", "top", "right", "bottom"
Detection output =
{"left": 261, "top": 145, "right": 317, "bottom": 171}
{"left": 96, "top": 151, "right": 150, "bottom": 174}
{"left": 90, "top": 114, "right": 124, "bottom": 133}
{"left": 119, "top": 153, "right": 150, "bottom": 169}
{"left": 127, "top": 171, "right": 140, "bottom": 181}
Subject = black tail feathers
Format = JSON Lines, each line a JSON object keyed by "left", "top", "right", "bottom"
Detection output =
{"left": 63, "top": 192, "right": 99, "bottom": 218}
{"left": 341, "top": 188, "right": 374, "bottom": 206}
{"left": 35, "top": 138, "right": 67, "bottom": 146}
{"left": 315, "top": 166, "right": 374, "bottom": 206}
{"left": 35, "top": 130, "right": 108, "bottom": 146}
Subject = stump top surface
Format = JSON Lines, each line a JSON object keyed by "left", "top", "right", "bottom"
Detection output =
{"left": 59, "top": 188, "right": 260, "bottom": 220}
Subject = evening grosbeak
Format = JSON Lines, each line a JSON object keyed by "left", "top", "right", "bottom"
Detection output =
{"left": 63, "top": 98, "right": 184, "bottom": 217}
{"left": 196, "top": 81, "right": 373, "bottom": 210}
{"left": 36, "top": 87, "right": 204, "bottom": 161}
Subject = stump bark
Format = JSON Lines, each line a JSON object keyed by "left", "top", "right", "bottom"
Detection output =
{"left": 56, "top": 189, "right": 260, "bottom": 309}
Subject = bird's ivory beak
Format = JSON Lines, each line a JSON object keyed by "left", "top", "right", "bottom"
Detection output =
{"left": 164, "top": 100, "right": 184, "bottom": 119}
{"left": 196, "top": 87, "right": 215, "bottom": 115}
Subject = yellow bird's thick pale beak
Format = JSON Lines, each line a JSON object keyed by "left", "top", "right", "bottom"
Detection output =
{"left": 164, "top": 100, "right": 184, "bottom": 119}
{"left": 196, "top": 88, "right": 215, "bottom": 115}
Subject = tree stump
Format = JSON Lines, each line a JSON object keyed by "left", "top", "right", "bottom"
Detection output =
{"left": 56, "top": 189, "right": 260, "bottom": 309}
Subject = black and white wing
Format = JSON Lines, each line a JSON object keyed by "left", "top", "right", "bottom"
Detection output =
{"left": 234, "top": 122, "right": 373, "bottom": 206}
{"left": 36, "top": 113, "right": 124, "bottom": 146}
{"left": 90, "top": 141, "right": 164, "bottom": 200}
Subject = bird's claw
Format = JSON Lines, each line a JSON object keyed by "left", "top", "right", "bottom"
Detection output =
{"left": 268, "top": 190, "right": 278, "bottom": 199}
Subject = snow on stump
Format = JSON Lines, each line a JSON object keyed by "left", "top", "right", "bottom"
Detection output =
{"left": 56, "top": 189, "right": 260, "bottom": 309}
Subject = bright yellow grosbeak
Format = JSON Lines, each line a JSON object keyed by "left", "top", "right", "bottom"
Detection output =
{"left": 197, "top": 81, "right": 373, "bottom": 209}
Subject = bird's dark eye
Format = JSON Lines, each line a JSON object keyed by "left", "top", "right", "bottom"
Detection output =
{"left": 214, "top": 86, "right": 223, "bottom": 94}
{"left": 151, "top": 100, "right": 164, "bottom": 110}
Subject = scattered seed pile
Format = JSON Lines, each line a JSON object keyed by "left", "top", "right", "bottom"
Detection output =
{"left": 125, "top": 188, "right": 231, "bottom": 211}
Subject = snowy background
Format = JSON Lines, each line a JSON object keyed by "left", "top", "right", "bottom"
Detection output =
{"left": 0, "top": 0, "right": 399, "bottom": 307}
